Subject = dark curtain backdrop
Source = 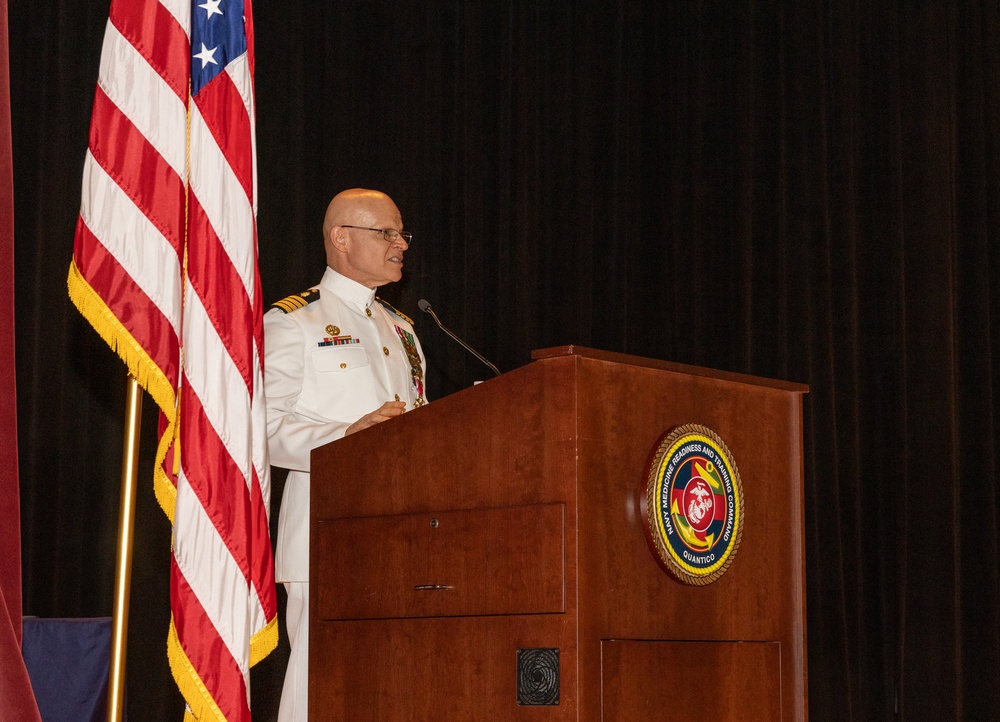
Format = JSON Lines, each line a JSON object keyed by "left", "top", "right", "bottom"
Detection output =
{"left": 9, "top": 1, "right": 1000, "bottom": 720}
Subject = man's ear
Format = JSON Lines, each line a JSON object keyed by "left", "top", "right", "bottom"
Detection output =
{"left": 328, "top": 225, "right": 348, "bottom": 253}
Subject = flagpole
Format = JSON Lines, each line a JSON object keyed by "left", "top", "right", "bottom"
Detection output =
{"left": 107, "top": 375, "right": 143, "bottom": 722}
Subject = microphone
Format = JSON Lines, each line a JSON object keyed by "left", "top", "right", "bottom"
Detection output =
{"left": 417, "top": 299, "right": 501, "bottom": 377}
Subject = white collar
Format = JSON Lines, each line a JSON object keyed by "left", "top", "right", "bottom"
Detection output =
{"left": 320, "top": 267, "right": 377, "bottom": 311}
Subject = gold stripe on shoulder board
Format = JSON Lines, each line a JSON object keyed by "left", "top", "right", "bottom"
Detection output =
{"left": 271, "top": 289, "right": 320, "bottom": 314}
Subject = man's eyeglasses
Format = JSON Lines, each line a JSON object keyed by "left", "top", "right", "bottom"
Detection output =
{"left": 340, "top": 225, "right": 413, "bottom": 244}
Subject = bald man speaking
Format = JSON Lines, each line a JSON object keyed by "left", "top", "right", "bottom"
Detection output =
{"left": 263, "top": 189, "right": 427, "bottom": 721}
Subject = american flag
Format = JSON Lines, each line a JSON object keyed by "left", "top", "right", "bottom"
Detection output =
{"left": 67, "top": 0, "right": 278, "bottom": 719}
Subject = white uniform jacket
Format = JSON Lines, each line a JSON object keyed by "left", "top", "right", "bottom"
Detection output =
{"left": 263, "top": 267, "right": 426, "bottom": 582}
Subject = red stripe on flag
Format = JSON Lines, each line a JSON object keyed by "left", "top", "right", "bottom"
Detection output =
{"left": 170, "top": 557, "right": 250, "bottom": 722}
{"left": 109, "top": 0, "right": 190, "bottom": 103}
{"left": 179, "top": 385, "right": 253, "bottom": 573}
{"left": 193, "top": 73, "right": 254, "bottom": 202}
{"left": 249, "top": 464, "right": 277, "bottom": 619}
{"left": 187, "top": 195, "right": 256, "bottom": 393}
{"left": 88, "top": 87, "right": 186, "bottom": 260}
{"left": 74, "top": 218, "right": 180, "bottom": 385}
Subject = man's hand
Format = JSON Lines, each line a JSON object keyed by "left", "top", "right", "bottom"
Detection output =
{"left": 345, "top": 400, "right": 406, "bottom": 436}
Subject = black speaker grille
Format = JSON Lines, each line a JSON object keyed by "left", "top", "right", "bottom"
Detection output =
{"left": 516, "top": 648, "right": 560, "bottom": 706}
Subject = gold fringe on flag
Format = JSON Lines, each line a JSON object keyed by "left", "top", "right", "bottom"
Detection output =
{"left": 167, "top": 615, "right": 278, "bottom": 721}
{"left": 67, "top": 259, "right": 179, "bottom": 521}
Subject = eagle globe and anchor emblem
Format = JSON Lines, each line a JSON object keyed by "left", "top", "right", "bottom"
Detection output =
{"left": 641, "top": 424, "right": 745, "bottom": 585}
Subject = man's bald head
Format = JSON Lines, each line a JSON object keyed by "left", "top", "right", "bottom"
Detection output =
{"left": 322, "top": 189, "right": 397, "bottom": 240}
{"left": 322, "top": 189, "right": 408, "bottom": 288}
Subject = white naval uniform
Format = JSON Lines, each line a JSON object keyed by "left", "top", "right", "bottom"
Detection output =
{"left": 263, "top": 266, "right": 426, "bottom": 722}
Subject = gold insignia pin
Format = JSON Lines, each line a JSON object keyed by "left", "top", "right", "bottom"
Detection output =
{"left": 326, "top": 325, "right": 340, "bottom": 336}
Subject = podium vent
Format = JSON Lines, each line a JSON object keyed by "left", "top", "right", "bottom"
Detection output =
{"left": 516, "top": 648, "right": 560, "bottom": 706}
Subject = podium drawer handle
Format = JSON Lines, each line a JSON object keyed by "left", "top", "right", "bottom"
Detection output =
{"left": 412, "top": 584, "right": 453, "bottom": 591}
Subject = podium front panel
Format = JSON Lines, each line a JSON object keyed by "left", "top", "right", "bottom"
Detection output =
{"left": 309, "top": 347, "right": 807, "bottom": 721}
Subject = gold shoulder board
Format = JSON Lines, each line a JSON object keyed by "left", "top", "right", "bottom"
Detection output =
{"left": 271, "top": 288, "right": 320, "bottom": 314}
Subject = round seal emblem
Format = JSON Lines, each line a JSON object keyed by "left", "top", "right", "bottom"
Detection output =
{"left": 640, "top": 424, "right": 744, "bottom": 585}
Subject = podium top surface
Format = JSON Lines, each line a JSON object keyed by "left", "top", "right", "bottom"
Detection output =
{"left": 531, "top": 345, "right": 808, "bottom": 394}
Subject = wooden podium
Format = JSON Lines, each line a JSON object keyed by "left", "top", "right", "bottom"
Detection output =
{"left": 310, "top": 346, "right": 808, "bottom": 721}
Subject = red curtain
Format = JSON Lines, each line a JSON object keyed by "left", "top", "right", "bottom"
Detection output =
{"left": 0, "top": 1, "right": 41, "bottom": 719}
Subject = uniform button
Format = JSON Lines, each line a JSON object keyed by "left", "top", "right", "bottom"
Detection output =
{"left": 340, "top": 363, "right": 347, "bottom": 369}
{"left": 366, "top": 308, "right": 372, "bottom": 317}
{"left": 382, "top": 346, "right": 389, "bottom": 355}
{"left": 394, "top": 394, "right": 400, "bottom": 402}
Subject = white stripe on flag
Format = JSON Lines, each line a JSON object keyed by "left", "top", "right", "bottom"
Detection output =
{"left": 189, "top": 101, "right": 257, "bottom": 298}
{"left": 173, "top": 477, "right": 253, "bottom": 681}
{"left": 97, "top": 22, "right": 187, "bottom": 178}
{"left": 225, "top": 55, "right": 258, "bottom": 213}
{"left": 182, "top": 287, "right": 254, "bottom": 482}
{"left": 78, "top": 152, "right": 183, "bottom": 333}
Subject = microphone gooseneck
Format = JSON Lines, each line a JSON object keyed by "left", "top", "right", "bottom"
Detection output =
{"left": 417, "top": 299, "right": 501, "bottom": 377}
